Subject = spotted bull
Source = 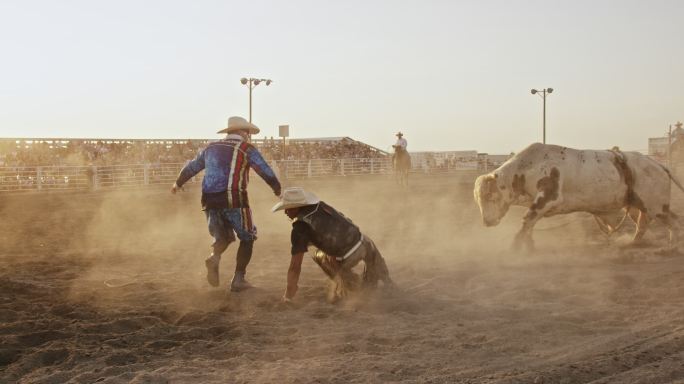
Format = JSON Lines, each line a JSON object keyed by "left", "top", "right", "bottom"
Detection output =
{"left": 473, "top": 143, "right": 684, "bottom": 250}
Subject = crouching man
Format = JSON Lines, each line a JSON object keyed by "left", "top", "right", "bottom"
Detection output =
{"left": 272, "top": 187, "right": 393, "bottom": 303}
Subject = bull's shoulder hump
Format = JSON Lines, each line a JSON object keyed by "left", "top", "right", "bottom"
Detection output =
{"left": 518, "top": 142, "right": 546, "bottom": 154}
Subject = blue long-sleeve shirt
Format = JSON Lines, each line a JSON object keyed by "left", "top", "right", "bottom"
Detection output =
{"left": 175, "top": 135, "right": 281, "bottom": 208}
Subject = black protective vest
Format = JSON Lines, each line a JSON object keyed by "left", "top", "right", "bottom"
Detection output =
{"left": 296, "top": 201, "right": 362, "bottom": 257}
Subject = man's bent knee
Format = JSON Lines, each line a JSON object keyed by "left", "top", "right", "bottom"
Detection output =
{"left": 212, "top": 238, "right": 233, "bottom": 257}
{"left": 312, "top": 250, "right": 337, "bottom": 279}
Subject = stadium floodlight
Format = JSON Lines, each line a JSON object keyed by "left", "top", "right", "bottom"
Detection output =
{"left": 240, "top": 77, "right": 274, "bottom": 123}
{"left": 530, "top": 87, "right": 554, "bottom": 144}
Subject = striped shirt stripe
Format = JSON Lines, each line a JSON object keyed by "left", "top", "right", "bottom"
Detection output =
{"left": 226, "top": 141, "right": 240, "bottom": 207}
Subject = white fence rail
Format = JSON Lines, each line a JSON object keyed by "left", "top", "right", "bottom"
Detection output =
{"left": 0, "top": 163, "right": 188, "bottom": 193}
{"left": 0, "top": 158, "right": 487, "bottom": 193}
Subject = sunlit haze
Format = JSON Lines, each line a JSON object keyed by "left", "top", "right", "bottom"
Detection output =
{"left": 1, "top": 0, "right": 682, "bottom": 154}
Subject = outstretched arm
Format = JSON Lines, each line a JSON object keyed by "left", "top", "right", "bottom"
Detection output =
{"left": 284, "top": 252, "right": 305, "bottom": 301}
{"left": 173, "top": 150, "right": 206, "bottom": 190}
{"left": 246, "top": 147, "right": 281, "bottom": 196}
{"left": 284, "top": 222, "right": 311, "bottom": 301}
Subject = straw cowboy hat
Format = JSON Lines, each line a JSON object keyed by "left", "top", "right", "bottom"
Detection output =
{"left": 272, "top": 187, "right": 320, "bottom": 212}
{"left": 217, "top": 116, "right": 260, "bottom": 135}
{"left": 395, "top": 132, "right": 403, "bottom": 137}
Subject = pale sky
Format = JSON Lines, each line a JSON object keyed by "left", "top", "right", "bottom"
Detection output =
{"left": 1, "top": 0, "right": 682, "bottom": 154}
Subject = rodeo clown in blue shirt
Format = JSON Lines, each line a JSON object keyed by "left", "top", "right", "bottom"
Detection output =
{"left": 171, "top": 116, "right": 281, "bottom": 292}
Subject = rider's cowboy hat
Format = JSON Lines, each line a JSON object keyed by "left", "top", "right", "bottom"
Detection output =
{"left": 217, "top": 116, "right": 260, "bottom": 135}
{"left": 272, "top": 187, "right": 320, "bottom": 212}
{"left": 395, "top": 132, "right": 404, "bottom": 137}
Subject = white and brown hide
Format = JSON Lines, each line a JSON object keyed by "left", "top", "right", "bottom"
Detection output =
{"left": 473, "top": 143, "right": 682, "bottom": 250}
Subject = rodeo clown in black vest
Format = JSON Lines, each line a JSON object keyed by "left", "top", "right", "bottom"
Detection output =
{"left": 272, "top": 187, "right": 393, "bottom": 303}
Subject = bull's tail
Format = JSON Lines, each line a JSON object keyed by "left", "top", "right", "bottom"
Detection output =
{"left": 659, "top": 164, "right": 684, "bottom": 194}
{"left": 644, "top": 155, "right": 684, "bottom": 194}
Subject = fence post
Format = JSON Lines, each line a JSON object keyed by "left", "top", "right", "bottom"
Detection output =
{"left": 36, "top": 167, "right": 42, "bottom": 190}
{"left": 143, "top": 163, "right": 150, "bottom": 185}
{"left": 341, "top": 159, "right": 345, "bottom": 176}
{"left": 307, "top": 160, "right": 312, "bottom": 178}
{"left": 92, "top": 166, "right": 99, "bottom": 190}
{"left": 370, "top": 158, "right": 374, "bottom": 174}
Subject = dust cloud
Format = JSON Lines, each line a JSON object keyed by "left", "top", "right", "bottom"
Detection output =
{"left": 2, "top": 173, "right": 684, "bottom": 383}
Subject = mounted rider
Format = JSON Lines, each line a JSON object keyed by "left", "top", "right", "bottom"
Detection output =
{"left": 393, "top": 132, "right": 407, "bottom": 155}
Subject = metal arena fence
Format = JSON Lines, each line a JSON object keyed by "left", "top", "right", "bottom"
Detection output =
{"left": 0, "top": 157, "right": 489, "bottom": 193}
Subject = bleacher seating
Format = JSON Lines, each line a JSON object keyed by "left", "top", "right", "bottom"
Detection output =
{"left": 0, "top": 137, "right": 387, "bottom": 167}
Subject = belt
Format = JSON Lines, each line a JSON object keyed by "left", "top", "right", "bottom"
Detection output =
{"left": 335, "top": 238, "right": 364, "bottom": 262}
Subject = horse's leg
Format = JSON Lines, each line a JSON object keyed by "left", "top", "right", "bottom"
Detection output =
{"left": 392, "top": 160, "right": 398, "bottom": 185}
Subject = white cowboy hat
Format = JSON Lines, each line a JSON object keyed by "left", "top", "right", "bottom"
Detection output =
{"left": 272, "top": 187, "right": 320, "bottom": 212}
{"left": 396, "top": 132, "right": 403, "bottom": 137}
{"left": 217, "top": 116, "right": 260, "bottom": 135}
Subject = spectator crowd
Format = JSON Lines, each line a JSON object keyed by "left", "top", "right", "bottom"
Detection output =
{"left": 0, "top": 137, "right": 511, "bottom": 192}
{"left": 0, "top": 139, "right": 205, "bottom": 167}
{"left": 0, "top": 137, "right": 387, "bottom": 168}
{"left": 255, "top": 137, "right": 385, "bottom": 161}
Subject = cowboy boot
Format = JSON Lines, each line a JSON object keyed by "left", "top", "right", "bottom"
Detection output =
{"left": 230, "top": 271, "right": 254, "bottom": 292}
{"left": 206, "top": 241, "right": 229, "bottom": 287}
{"left": 204, "top": 257, "right": 219, "bottom": 287}
{"left": 205, "top": 257, "right": 220, "bottom": 287}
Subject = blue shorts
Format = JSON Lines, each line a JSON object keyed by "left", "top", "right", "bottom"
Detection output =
{"left": 205, "top": 207, "right": 257, "bottom": 244}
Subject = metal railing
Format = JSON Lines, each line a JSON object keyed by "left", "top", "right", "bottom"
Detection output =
{"left": 274, "top": 158, "right": 394, "bottom": 179}
{"left": 0, "top": 157, "right": 489, "bottom": 193}
{"left": 0, "top": 163, "right": 194, "bottom": 193}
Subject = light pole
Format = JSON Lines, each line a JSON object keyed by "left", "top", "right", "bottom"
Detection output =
{"left": 240, "top": 77, "right": 273, "bottom": 123}
{"left": 669, "top": 121, "right": 684, "bottom": 168}
{"left": 530, "top": 87, "right": 553, "bottom": 144}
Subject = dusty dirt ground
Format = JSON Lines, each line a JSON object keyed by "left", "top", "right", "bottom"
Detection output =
{"left": 2, "top": 173, "right": 684, "bottom": 384}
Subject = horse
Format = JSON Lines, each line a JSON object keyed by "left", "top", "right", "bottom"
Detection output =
{"left": 392, "top": 146, "right": 411, "bottom": 187}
